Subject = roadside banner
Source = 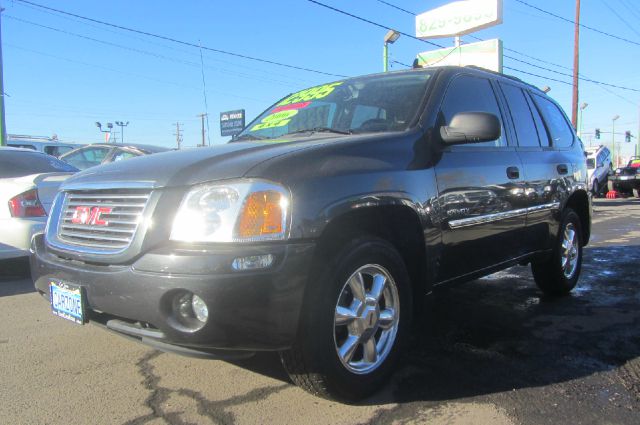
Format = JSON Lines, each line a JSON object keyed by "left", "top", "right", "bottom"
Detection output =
{"left": 415, "top": 38, "right": 503, "bottom": 73}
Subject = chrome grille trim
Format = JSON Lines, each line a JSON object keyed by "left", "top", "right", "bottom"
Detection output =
{"left": 55, "top": 188, "right": 152, "bottom": 251}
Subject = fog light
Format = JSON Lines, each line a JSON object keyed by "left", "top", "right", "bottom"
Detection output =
{"left": 191, "top": 294, "right": 209, "bottom": 323}
{"left": 232, "top": 254, "right": 275, "bottom": 271}
{"left": 176, "top": 292, "right": 208, "bottom": 325}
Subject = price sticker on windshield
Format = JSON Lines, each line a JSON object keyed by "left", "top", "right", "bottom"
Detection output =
{"left": 277, "top": 82, "right": 343, "bottom": 106}
{"left": 251, "top": 109, "right": 300, "bottom": 131}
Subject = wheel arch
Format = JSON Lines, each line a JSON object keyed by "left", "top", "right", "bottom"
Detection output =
{"left": 565, "top": 189, "right": 591, "bottom": 245}
{"left": 312, "top": 204, "right": 429, "bottom": 315}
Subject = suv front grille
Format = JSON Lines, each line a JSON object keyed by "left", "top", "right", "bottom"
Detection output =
{"left": 57, "top": 189, "right": 151, "bottom": 250}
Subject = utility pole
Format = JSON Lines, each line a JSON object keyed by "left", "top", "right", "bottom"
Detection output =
{"left": 197, "top": 113, "right": 207, "bottom": 147}
{"left": 571, "top": 0, "right": 581, "bottom": 129}
{"left": 173, "top": 122, "right": 183, "bottom": 150}
{"left": 0, "top": 6, "right": 7, "bottom": 146}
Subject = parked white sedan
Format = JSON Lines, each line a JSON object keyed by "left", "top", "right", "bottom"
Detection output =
{"left": 0, "top": 148, "right": 78, "bottom": 261}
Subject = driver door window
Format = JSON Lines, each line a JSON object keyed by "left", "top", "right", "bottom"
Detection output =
{"left": 440, "top": 75, "right": 506, "bottom": 147}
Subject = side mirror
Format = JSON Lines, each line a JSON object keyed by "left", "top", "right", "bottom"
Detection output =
{"left": 440, "top": 112, "right": 501, "bottom": 145}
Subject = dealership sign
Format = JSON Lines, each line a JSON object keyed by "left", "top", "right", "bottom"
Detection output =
{"left": 416, "top": 0, "right": 503, "bottom": 39}
{"left": 220, "top": 109, "right": 245, "bottom": 137}
{"left": 415, "top": 38, "right": 503, "bottom": 72}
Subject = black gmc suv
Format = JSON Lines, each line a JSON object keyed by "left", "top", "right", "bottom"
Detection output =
{"left": 31, "top": 66, "right": 591, "bottom": 401}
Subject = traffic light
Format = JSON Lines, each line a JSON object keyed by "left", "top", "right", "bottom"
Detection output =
{"left": 625, "top": 131, "right": 631, "bottom": 143}
{"left": 595, "top": 128, "right": 600, "bottom": 139}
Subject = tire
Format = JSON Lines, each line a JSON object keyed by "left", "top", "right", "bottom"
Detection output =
{"left": 592, "top": 180, "right": 599, "bottom": 197}
{"left": 280, "top": 236, "right": 412, "bottom": 402}
{"left": 608, "top": 180, "right": 615, "bottom": 192}
{"left": 531, "top": 209, "right": 583, "bottom": 296}
{"left": 633, "top": 187, "right": 640, "bottom": 198}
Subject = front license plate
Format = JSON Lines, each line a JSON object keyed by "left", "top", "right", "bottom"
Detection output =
{"left": 49, "top": 281, "right": 85, "bottom": 325}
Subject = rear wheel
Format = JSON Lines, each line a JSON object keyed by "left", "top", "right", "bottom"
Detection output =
{"left": 280, "top": 236, "right": 411, "bottom": 401}
{"left": 531, "top": 209, "right": 583, "bottom": 296}
{"left": 592, "top": 180, "right": 599, "bottom": 197}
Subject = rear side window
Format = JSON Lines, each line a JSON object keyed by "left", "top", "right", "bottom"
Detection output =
{"left": 62, "top": 147, "right": 110, "bottom": 169}
{"left": 440, "top": 75, "right": 506, "bottom": 147}
{"left": 44, "top": 145, "right": 74, "bottom": 157}
{"left": 531, "top": 94, "right": 575, "bottom": 148}
{"left": 499, "top": 83, "right": 540, "bottom": 147}
{"left": 0, "top": 150, "right": 78, "bottom": 178}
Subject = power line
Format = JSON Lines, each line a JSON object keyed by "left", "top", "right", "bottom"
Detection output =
{"left": 4, "top": 42, "right": 270, "bottom": 103}
{"left": 11, "top": 1, "right": 324, "bottom": 86}
{"left": 374, "top": 0, "right": 415, "bottom": 16}
{"left": 599, "top": 0, "right": 640, "bottom": 38}
{"left": 13, "top": 0, "right": 348, "bottom": 78}
{"left": 307, "top": 0, "right": 444, "bottom": 48}
{"left": 4, "top": 14, "right": 308, "bottom": 89}
{"left": 370, "top": 0, "right": 640, "bottom": 92}
{"left": 375, "top": 0, "right": 573, "bottom": 72}
{"left": 514, "top": 0, "right": 640, "bottom": 47}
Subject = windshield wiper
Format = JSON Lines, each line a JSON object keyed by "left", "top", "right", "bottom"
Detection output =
{"left": 284, "top": 127, "right": 352, "bottom": 136}
{"left": 232, "top": 133, "right": 270, "bottom": 141}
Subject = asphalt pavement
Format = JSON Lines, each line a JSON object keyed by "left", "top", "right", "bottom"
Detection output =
{"left": 1, "top": 197, "right": 638, "bottom": 425}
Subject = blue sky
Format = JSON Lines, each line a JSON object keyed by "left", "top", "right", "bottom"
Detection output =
{"left": 2, "top": 0, "right": 640, "bottom": 159}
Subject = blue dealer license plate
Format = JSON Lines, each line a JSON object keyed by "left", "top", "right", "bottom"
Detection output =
{"left": 49, "top": 281, "right": 85, "bottom": 325}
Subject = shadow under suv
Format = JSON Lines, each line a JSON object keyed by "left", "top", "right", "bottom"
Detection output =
{"left": 31, "top": 66, "right": 591, "bottom": 402}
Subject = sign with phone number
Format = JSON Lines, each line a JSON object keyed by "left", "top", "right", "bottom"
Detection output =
{"left": 416, "top": 0, "right": 502, "bottom": 39}
{"left": 251, "top": 82, "right": 343, "bottom": 131}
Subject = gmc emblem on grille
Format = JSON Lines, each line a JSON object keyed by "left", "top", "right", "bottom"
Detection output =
{"left": 71, "top": 206, "right": 113, "bottom": 226}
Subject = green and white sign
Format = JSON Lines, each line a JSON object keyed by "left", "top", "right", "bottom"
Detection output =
{"left": 416, "top": 0, "right": 503, "bottom": 39}
{"left": 415, "top": 38, "right": 503, "bottom": 73}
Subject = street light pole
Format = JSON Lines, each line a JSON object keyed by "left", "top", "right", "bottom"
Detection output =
{"left": 612, "top": 115, "right": 620, "bottom": 167}
{"left": 95, "top": 121, "right": 113, "bottom": 143}
{"left": 383, "top": 30, "right": 400, "bottom": 72}
{"left": 115, "top": 121, "right": 129, "bottom": 144}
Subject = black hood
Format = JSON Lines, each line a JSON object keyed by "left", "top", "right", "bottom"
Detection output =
{"left": 60, "top": 136, "right": 360, "bottom": 190}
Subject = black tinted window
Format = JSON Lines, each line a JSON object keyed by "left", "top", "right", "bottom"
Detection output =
{"left": 531, "top": 94, "right": 574, "bottom": 147}
{"left": 440, "top": 75, "right": 505, "bottom": 147}
{"left": 0, "top": 150, "right": 78, "bottom": 178}
{"left": 500, "top": 83, "right": 540, "bottom": 147}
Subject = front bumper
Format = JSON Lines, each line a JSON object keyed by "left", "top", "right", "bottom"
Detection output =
{"left": 30, "top": 233, "right": 315, "bottom": 356}
{"left": 609, "top": 175, "right": 639, "bottom": 191}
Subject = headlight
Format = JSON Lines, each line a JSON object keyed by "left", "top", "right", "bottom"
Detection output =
{"left": 170, "top": 180, "right": 290, "bottom": 243}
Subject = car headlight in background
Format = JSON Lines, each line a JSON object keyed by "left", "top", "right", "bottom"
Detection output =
{"left": 170, "top": 180, "right": 290, "bottom": 243}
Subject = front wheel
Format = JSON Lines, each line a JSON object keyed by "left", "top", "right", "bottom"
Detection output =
{"left": 531, "top": 209, "right": 583, "bottom": 296}
{"left": 633, "top": 187, "right": 640, "bottom": 198}
{"left": 280, "top": 236, "right": 412, "bottom": 401}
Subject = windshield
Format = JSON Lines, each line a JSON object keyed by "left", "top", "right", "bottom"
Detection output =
{"left": 236, "top": 71, "right": 433, "bottom": 140}
{"left": 586, "top": 158, "right": 595, "bottom": 169}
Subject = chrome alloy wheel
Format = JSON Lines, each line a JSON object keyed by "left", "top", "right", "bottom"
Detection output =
{"left": 561, "top": 223, "right": 579, "bottom": 279}
{"left": 333, "top": 264, "right": 400, "bottom": 375}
